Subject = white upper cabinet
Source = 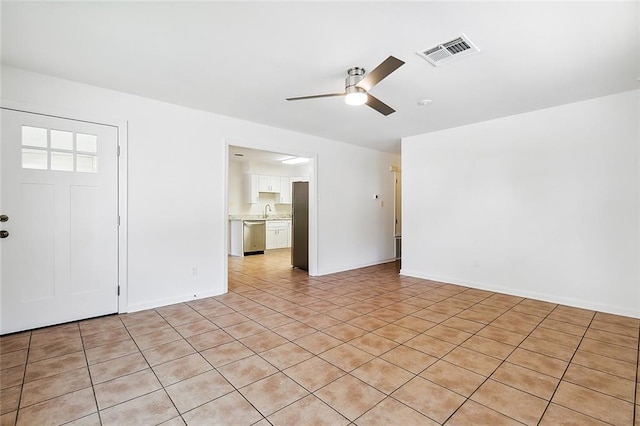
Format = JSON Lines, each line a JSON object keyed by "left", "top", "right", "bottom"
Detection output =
{"left": 245, "top": 174, "right": 308, "bottom": 204}
{"left": 277, "top": 176, "right": 292, "bottom": 204}
{"left": 258, "top": 175, "right": 281, "bottom": 193}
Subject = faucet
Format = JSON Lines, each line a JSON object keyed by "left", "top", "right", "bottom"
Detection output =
{"left": 264, "top": 204, "right": 272, "bottom": 218}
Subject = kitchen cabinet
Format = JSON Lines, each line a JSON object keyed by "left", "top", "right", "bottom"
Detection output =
{"left": 277, "top": 176, "right": 291, "bottom": 204}
{"left": 258, "top": 175, "right": 281, "bottom": 193}
{"left": 245, "top": 174, "right": 259, "bottom": 204}
{"left": 266, "top": 220, "right": 290, "bottom": 249}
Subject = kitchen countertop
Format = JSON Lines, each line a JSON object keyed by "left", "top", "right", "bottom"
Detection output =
{"left": 229, "top": 214, "right": 292, "bottom": 221}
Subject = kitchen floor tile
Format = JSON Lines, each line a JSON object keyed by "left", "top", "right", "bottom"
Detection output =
{"left": 420, "top": 360, "right": 486, "bottom": 397}
{"left": 351, "top": 358, "right": 414, "bottom": 394}
{"left": 99, "top": 389, "right": 177, "bottom": 426}
{"left": 442, "top": 347, "right": 501, "bottom": 376}
{"left": 88, "top": 352, "right": 149, "bottom": 384}
{"left": 392, "top": 376, "right": 466, "bottom": 424}
{"left": 470, "top": 379, "right": 547, "bottom": 425}
{"left": 348, "top": 333, "right": 398, "bottom": 356}
{"left": 315, "top": 374, "right": 385, "bottom": 421}
{"left": 165, "top": 370, "right": 234, "bottom": 413}
{"left": 259, "top": 342, "right": 314, "bottom": 370}
{"left": 239, "top": 372, "right": 309, "bottom": 416}
{"left": 284, "top": 356, "right": 345, "bottom": 392}
{"left": 16, "top": 388, "right": 96, "bottom": 426}
{"left": 268, "top": 394, "right": 349, "bottom": 426}
{"left": 292, "top": 330, "right": 341, "bottom": 354}
{"left": 355, "top": 396, "right": 438, "bottom": 426}
{"left": 539, "top": 403, "right": 610, "bottom": 426}
{"left": 181, "top": 391, "right": 263, "bottom": 425}
{"left": 94, "top": 368, "right": 161, "bottom": 410}
{"left": 562, "top": 363, "right": 635, "bottom": 402}
{"left": 152, "top": 353, "right": 212, "bottom": 387}
{"left": 319, "top": 344, "right": 374, "bottom": 372}
{"left": 217, "top": 354, "right": 278, "bottom": 388}
{"left": 20, "top": 367, "right": 91, "bottom": 408}
{"left": 551, "top": 381, "right": 634, "bottom": 425}
{"left": 490, "top": 362, "right": 559, "bottom": 400}
{"left": 380, "top": 345, "right": 438, "bottom": 374}
{"left": 446, "top": 400, "right": 523, "bottom": 426}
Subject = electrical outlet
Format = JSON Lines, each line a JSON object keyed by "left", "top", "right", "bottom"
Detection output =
{"left": 191, "top": 266, "right": 198, "bottom": 276}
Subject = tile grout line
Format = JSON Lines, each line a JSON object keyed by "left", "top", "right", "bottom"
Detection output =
{"left": 78, "top": 320, "right": 106, "bottom": 426}
{"left": 437, "top": 293, "right": 558, "bottom": 425}
{"left": 11, "top": 330, "right": 32, "bottom": 425}
{"left": 533, "top": 307, "right": 595, "bottom": 425}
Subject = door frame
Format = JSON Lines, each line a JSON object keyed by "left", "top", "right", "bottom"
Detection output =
{"left": 223, "top": 138, "right": 318, "bottom": 292}
{"left": 1, "top": 100, "right": 129, "bottom": 314}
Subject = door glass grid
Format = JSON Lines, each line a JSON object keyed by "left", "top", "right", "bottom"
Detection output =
{"left": 21, "top": 126, "right": 98, "bottom": 173}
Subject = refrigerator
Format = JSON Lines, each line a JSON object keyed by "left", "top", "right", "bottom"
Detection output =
{"left": 291, "top": 181, "right": 309, "bottom": 270}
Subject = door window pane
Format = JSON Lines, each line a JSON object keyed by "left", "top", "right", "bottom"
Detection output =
{"left": 51, "top": 130, "right": 73, "bottom": 150}
{"left": 76, "top": 154, "right": 98, "bottom": 173}
{"left": 22, "top": 126, "right": 47, "bottom": 148}
{"left": 77, "top": 133, "right": 97, "bottom": 153}
{"left": 22, "top": 149, "right": 48, "bottom": 169}
{"left": 51, "top": 152, "right": 74, "bottom": 171}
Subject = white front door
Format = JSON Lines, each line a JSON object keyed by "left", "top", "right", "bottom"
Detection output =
{"left": 1, "top": 109, "right": 119, "bottom": 334}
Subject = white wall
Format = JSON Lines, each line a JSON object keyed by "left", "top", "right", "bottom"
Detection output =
{"left": 402, "top": 90, "right": 640, "bottom": 318}
{"left": 2, "top": 66, "right": 399, "bottom": 312}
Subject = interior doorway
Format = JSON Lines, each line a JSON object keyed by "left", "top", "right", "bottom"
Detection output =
{"left": 225, "top": 145, "right": 314, "bottom": 286}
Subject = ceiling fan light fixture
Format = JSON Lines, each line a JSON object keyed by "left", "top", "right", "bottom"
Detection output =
{"left": 344, "top": 91, "right": 368, "bottom": 106}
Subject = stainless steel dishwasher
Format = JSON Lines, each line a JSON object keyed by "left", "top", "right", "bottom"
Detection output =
{"left": 243, "top": 220, "right": 266, "bottom": 255}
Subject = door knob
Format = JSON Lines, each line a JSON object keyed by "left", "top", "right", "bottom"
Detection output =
{"left": 0, "top": 215, "right": 7, "bottom": 222}
{"left": 0, "top": 230, "right": 8, "bottom": 238}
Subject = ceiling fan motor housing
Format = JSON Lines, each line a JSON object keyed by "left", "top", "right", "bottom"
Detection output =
{"left": 345, "top": 67, "right": 366, "bottom": 95}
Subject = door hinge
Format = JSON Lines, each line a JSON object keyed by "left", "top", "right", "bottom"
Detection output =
{"left": 117, "top": 146, "right": 121, "bottom": 156}
{"left": 118, "top": 215, "right": 121, "bottom": 226}
{"left": 117, "top": 285, "right": 120, "bottom": 296}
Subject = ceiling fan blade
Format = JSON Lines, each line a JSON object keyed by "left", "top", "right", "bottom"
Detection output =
{"left": 356, "top": 56, "right": 405, "bottom": 92}
{"left": 366, "top": 94, "right": 396, "bottom": 116}
{"left": 286, "top": 92, "right": 345, "bottom": 101}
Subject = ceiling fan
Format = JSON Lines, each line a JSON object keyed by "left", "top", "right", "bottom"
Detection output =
{"left": 286, "top": 56, "right": 405, "bottom": 116}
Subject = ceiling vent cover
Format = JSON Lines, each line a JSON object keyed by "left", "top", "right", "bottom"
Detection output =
{"left": 417, "top": 34, "right": 480, "bottom": 66}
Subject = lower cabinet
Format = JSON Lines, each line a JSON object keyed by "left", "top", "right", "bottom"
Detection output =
{"left": 266, "top": 220, "right": 291, "bottom": 249}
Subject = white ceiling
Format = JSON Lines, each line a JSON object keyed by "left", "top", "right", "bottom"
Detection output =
{"left": 2, "top": 1, "right": 638, "bottom": 153}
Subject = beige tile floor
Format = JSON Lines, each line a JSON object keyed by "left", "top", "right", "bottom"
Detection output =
{"left": 1, "top": 248, "right": 639, "bottom": 425}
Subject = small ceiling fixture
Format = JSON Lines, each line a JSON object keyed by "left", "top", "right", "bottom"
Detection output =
{"left": 281, "top": 157, "right": 309, "bottom": 165}
{"left": 417, "top": 99, "right": 432, "bottom": 106}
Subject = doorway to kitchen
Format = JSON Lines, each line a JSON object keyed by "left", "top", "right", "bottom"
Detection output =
{"left": 226, "top": 144, "right": 315, "bottom": 288}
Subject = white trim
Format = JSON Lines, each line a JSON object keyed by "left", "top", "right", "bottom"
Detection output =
{"left": 117, "top": 122, "right": 129, "bottom": 313}
{"left": 1, "top": 99, "right": 130, "bottom": 314}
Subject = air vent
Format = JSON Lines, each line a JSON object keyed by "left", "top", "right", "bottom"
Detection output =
{"left": 417, "top": 34, "right": 480, "bottom": 67}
